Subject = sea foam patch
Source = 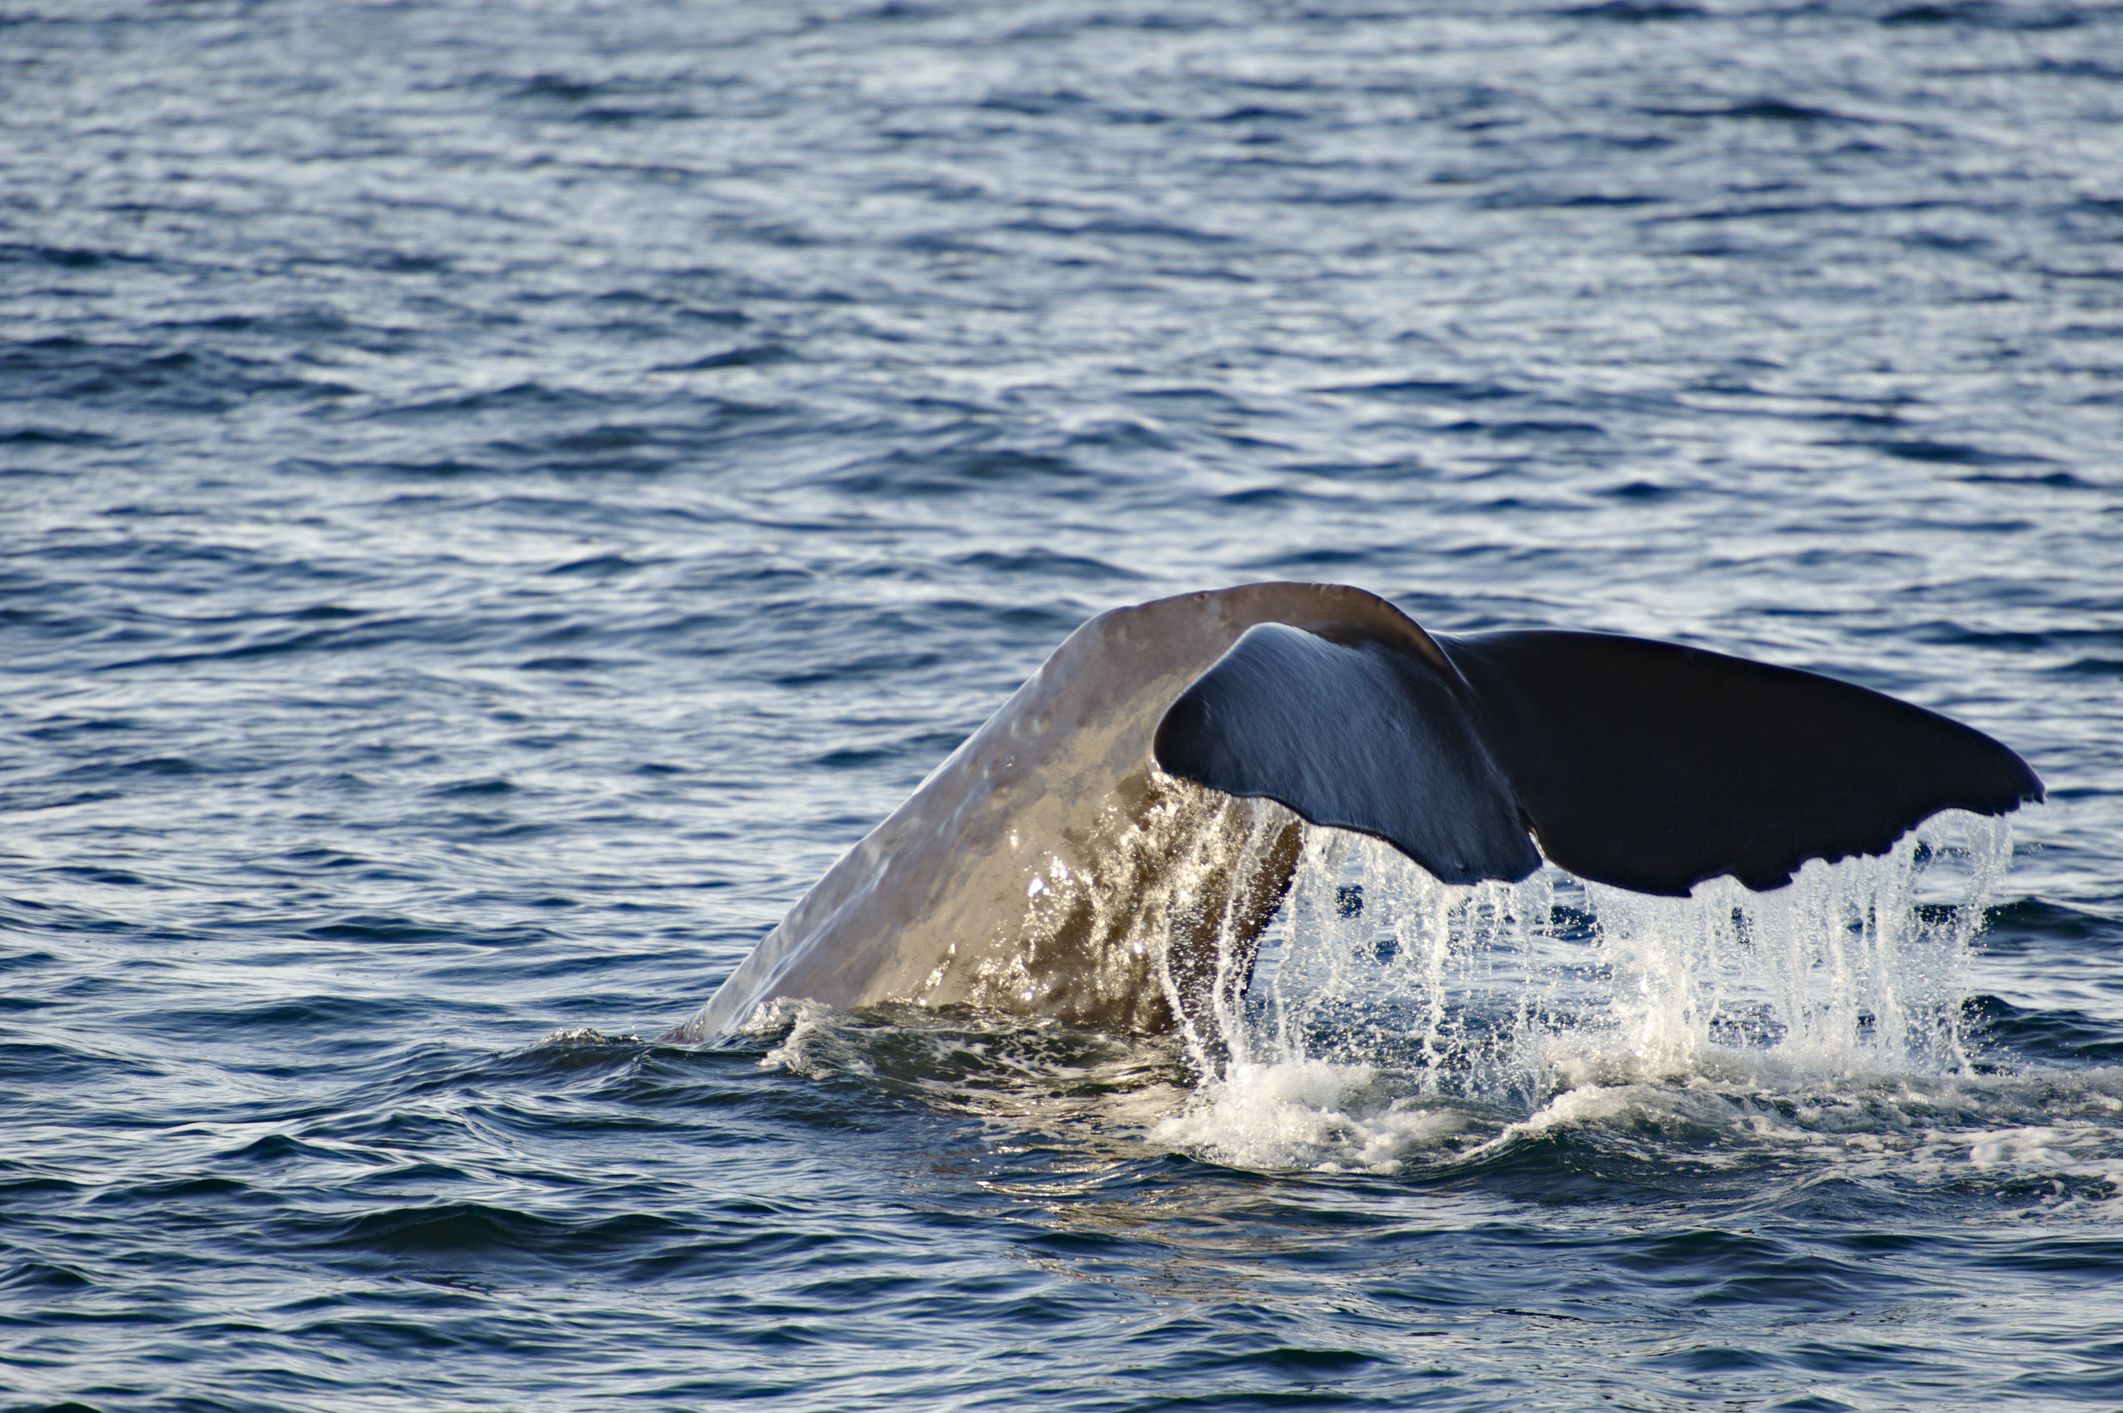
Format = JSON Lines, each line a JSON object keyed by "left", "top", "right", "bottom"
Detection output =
{"left": 1150, "top": 1058, "right": 1471, "bottom": 1174}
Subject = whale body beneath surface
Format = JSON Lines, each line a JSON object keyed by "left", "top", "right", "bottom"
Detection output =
{"left": 665, "top": 583, "right": 2042, "bottom": 1042}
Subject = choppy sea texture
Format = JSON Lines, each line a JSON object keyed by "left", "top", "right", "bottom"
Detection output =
{"left": 4, "top": 0, "right": 2122, "bottom": 1409}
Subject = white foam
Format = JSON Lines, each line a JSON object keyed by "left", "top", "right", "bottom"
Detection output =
{"left": 1151, "top": 1058, "right": 1470, "bottom": 1174}
{"left": 758, "top": 997, "right": 873, "bottom": 1079}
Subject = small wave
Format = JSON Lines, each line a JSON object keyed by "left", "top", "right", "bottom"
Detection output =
{"left": 657, "top": 343, "right": 795, "bottom": 371}
{"left": 318, "top": 1200, "right": 689, "bottom": 1261}
{"left": 1442, "top": 418, "right": 1607, "bottom": 439}
{"left": 0, "top": 338, "right": 355, "bottom": 412}
{"left": 1323, "top": 378, "right": 1524, "bottom": 403}
{"left": 1866, "top": 440, "right": 2051, "bottom": 467}
{"left": 371, "top": 381, "right": 618, "bottom": 421}
{"left": 0, "top": 1259, "right": 95, "bottom": 1293}
{"left": 950, "top": 549, "right": 1142, "bottom": 581}
{"left": 1646, "top": 100, "right": 1867, "bottom": 124}
{"left": 1882, "top": 2, "right": 2088, "bottom": 30}
{"left": 1565, "top": 1, "right": 1705, "bottom": 20}
{"left": 810, "top": 446, "right": 1116, "bottom": 499}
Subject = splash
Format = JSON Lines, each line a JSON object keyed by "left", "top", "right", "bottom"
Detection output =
{"left": 1156, "top": 809, "right": 2020, "bottom": 1171}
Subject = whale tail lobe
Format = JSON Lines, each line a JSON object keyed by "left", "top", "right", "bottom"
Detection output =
{"left": 1154, "top": 622, "right": 2042, "bottom": 897}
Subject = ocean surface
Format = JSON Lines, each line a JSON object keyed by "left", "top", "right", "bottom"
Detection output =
{"left": 5, "top": 0, "right": 2122, "bottom": 1408}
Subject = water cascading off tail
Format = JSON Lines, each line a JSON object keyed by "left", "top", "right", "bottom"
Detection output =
{"left": 1155, "top": 805, "right": 2015, "bottom": 1141}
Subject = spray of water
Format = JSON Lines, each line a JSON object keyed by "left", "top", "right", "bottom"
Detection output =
{"left": 1154, "top": 806, "right": 2018, "bottom": 1171}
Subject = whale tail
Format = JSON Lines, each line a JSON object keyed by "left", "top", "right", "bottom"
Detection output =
{"left": 1154, "top": 622, "right": 2042, "bottom": 897}
{"left": 678, "top": 584, "right": 2044, "bottom": 1042}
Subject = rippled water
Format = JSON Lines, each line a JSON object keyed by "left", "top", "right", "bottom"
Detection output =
{"left": 5, "top": 0, "right": 2122, "bottom": 1408}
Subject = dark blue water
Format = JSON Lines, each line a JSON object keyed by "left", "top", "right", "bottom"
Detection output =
{"left": 5, "top": 0, "right": 2122, "bottom": 1408}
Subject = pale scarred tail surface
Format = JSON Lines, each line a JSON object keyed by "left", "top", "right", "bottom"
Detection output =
{"left": 663, "top": 584, "right": 1418, "bottom": 1040}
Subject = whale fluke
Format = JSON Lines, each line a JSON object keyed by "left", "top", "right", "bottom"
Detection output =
{"left": 1155, "top": 621, "right": 2044, "bottom": 898}
{"left": 668, "top": 584, "right": 2040, "bottom": 1041}
{"left": 1437, "top": 630, "right": 2042, "bottom": 895}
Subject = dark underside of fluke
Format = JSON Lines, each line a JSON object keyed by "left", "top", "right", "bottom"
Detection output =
{"left": 1152, "top": 622, "right": 2044, "bottom": 897}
